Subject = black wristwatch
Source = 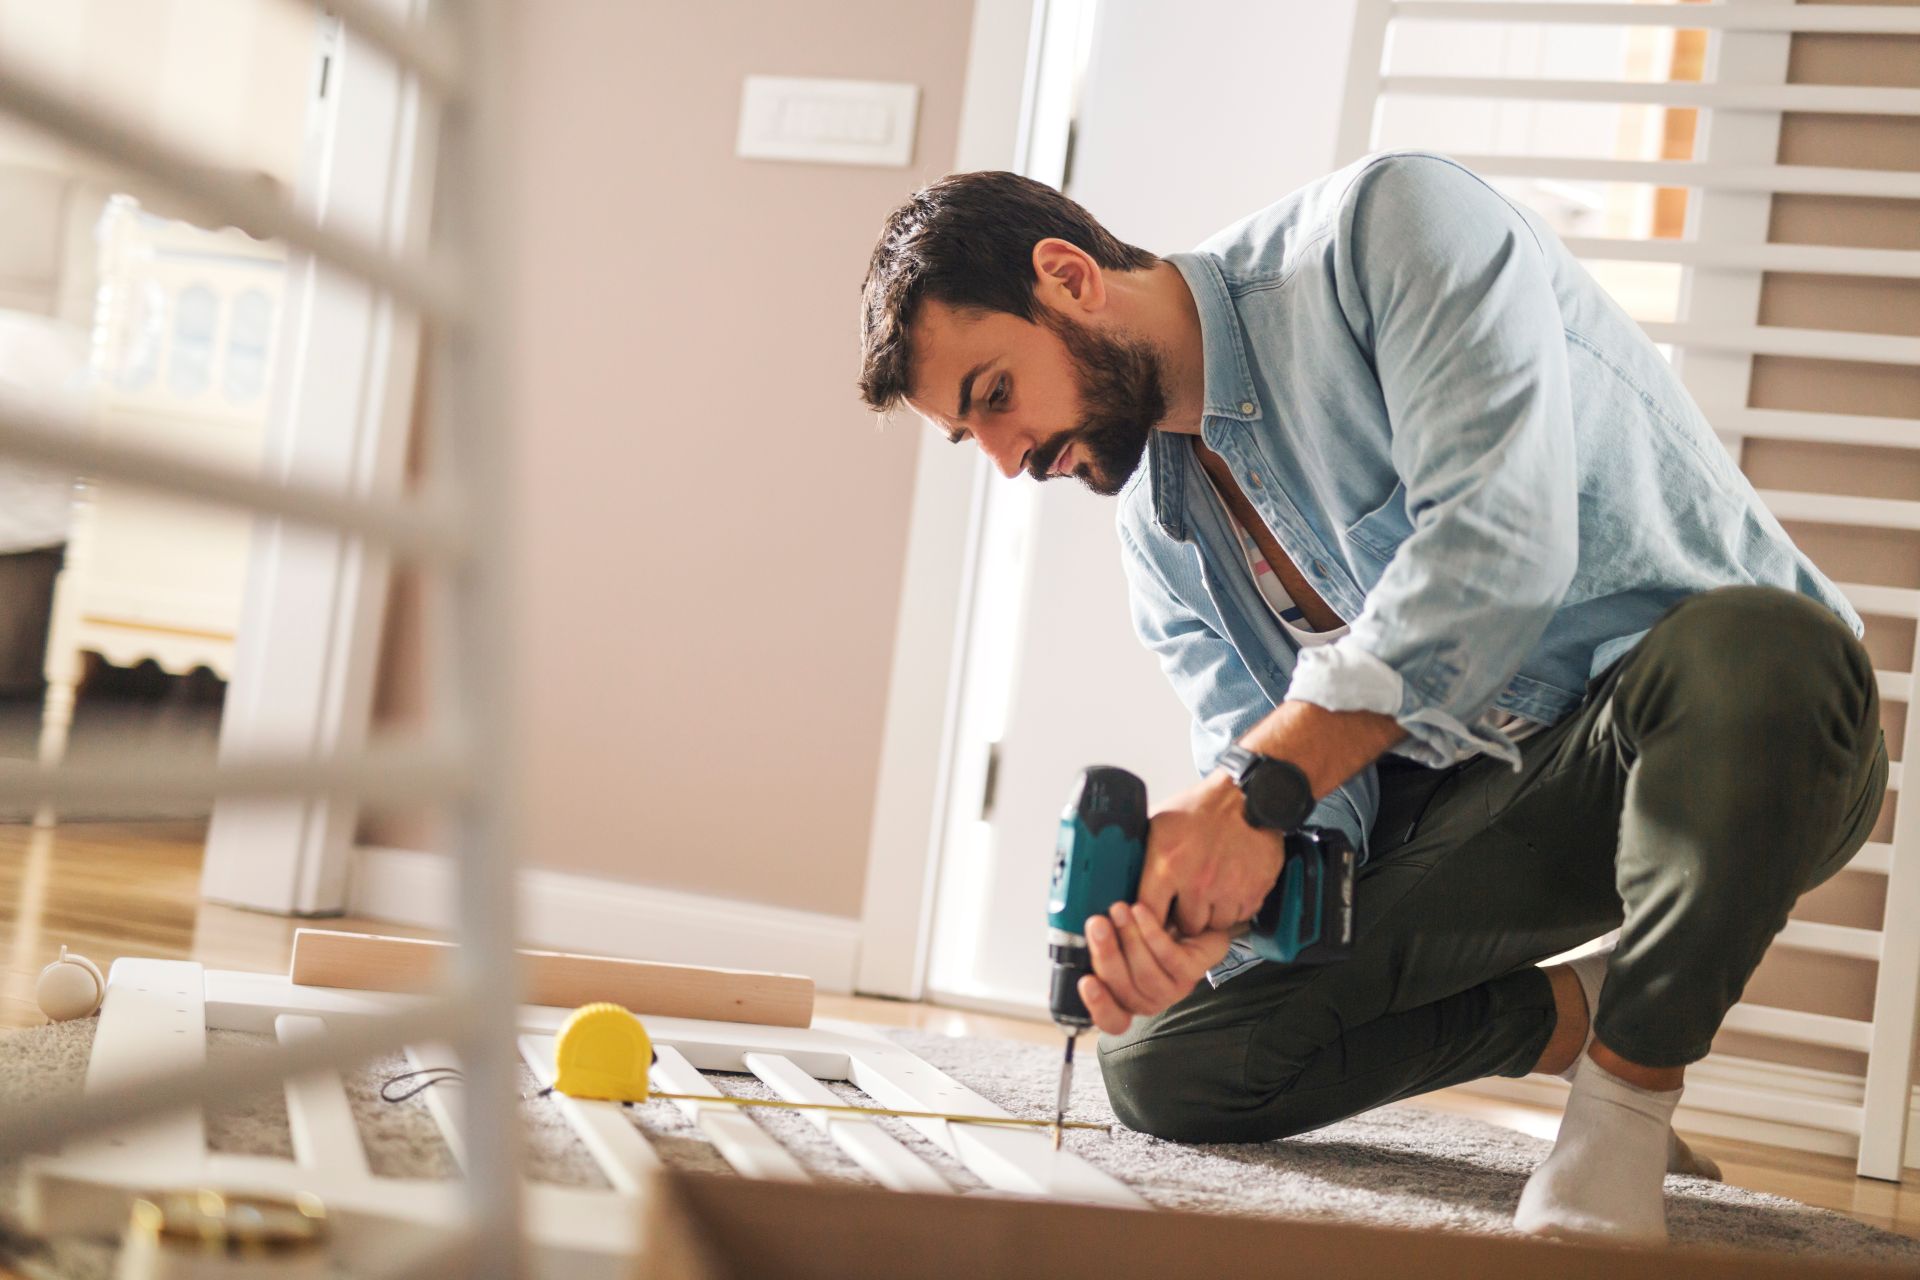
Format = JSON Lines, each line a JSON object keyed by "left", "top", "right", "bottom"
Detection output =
{"left": 1217, "top": 744, "right": 1314, "bottom": 832}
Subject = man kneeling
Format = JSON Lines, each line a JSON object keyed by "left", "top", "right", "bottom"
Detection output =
{"left": 857, "top": 154, "right": 1884, "bottom": 1242}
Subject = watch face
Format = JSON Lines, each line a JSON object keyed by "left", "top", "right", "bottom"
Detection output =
{"left": 1245, "top": 759, "right": 1311, "bottom": 830}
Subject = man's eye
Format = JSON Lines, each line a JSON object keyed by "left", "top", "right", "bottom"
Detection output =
{"left": 948, "top": 429, "right": 971, "bottom": 446}
{"left": 989, "top": 375, "right": 1009, "bottom": 410}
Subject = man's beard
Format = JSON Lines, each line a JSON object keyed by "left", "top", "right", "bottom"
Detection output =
{"left": 1032, "top": 310, "right": 1167, "bottom": 497}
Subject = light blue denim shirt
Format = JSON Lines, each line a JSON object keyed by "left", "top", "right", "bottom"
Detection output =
{"left": 1114, "top": 152, "right": 1860, "bottom": 980}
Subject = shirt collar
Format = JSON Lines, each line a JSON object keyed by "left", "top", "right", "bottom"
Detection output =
{"left": 1145, "top": 253, "right": 1262, "bottom": 541}
{"left": 1167, "top": 251, "right": 1262, "bottom": 425}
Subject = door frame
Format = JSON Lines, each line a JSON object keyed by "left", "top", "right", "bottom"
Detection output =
{"left": 855, "top": 0, "right": 1097, "bottom": 998}
{"left": 199, "top": 0, "right": 435, "bottom": 915}
{"left": 854, "top": 0, "right": 1044, "bottom": 997}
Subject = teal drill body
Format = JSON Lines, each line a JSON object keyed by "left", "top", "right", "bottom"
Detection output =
{"left": 1043, "top": 765, "right": 1358, "bottom": 1144}
{"left": 1046, "top": 765, "right": 1357, "bottom": 1034}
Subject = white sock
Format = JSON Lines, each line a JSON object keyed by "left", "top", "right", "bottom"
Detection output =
{"left": 1554, "top": 948, "right": 1610, "bottom": 1083}
{"left": 1544, "top": 949, "right": 1717, "bottom": 1181}
{"left": 1515, "top": 1055, "right": 1681, "bottom": 1244}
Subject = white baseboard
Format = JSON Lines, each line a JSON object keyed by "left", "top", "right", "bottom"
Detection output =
{"left": 1454, "top": 1051, "right": 1920, "bottom": 1169}
{"left": 347, "top": 846, "right": 862, "bottom": 994}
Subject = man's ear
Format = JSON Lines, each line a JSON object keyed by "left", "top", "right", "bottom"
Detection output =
{"left": 1031, "top": 237, "right": 1106, "bottom": 316}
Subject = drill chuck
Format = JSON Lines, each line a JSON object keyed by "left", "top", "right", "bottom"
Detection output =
{"left": 1048, "top": 936, "right": 1095, "bottom": 1031}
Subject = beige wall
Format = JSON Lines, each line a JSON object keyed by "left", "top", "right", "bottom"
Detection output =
{"left": 466, "top": 1, "right": 974, "bottom": 919}
{"left": 1717, "top": 0, "right": 1919, "bottom": 1078}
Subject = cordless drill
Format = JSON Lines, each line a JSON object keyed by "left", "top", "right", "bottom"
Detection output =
{"left": 1045, "top": 764, "right": 1356, "bottom": 1146}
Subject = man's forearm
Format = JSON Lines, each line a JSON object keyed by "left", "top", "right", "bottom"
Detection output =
{"left": 1236, "top": 701, "right": 1406, "bottom": 799}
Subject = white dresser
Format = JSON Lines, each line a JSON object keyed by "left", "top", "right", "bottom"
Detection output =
{"left": 38, "top": 198, "right": 286, "bottom": 771}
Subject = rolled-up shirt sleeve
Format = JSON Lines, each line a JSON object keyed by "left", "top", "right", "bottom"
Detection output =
{"left": 1119, "top": 527, "right": 1372, "bottom": 859}
{"left": 1286, "top": 156, "right": 1579, "bottom": 768}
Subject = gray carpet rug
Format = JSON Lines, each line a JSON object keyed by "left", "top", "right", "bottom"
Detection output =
{"left": 2, "top": 1017, "right": 1919, "bottom": 1277}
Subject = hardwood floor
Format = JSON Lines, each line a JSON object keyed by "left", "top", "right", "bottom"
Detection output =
{"left": 4, "top": 820, "right": 1919, "bottom": 1243}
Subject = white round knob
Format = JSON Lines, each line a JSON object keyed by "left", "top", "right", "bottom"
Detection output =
{"left": 36, "top": 946, "right": 104, "bottom": 1021}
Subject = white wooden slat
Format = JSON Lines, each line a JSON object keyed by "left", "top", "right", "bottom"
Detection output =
{"left": 68, "top": 958, "right": 206, "bottom": 1163}
{"left": 0, "top": 396, "right": 467, "bottom": 560}
{"left": 742, "top": 1051, "right": 951, "bottom": 1195}
{"left": 0, "top": 51, "right": 456, "bottom": 320}
{"left": 1684, "top": 1079, "right": 1865, "bottom": 1136}
{"left": 1887, "top": 761, "right": 1902, "bottom": 794}
{"left": 834, "top": 1026, "right": 1145, "bottom": 1208}
{"left": 1881, "top": 672, "right": 1912, "bottom": 703}
{"left": 1337, "top": 0, "right": 1396, "bottom": 163}
{"left": 1643, "top": 322, "right": 1920, "bottom": 367}
{"left": 1720, "top": 1002, "right": 1875, "bottom": 1054}
{"left": 276, "top": 1015, "right": 371, "bottom": 1177}
{"left": 519, "top": 1035, "right": 661, "bottom": 1194}
{"left": 405, "top": 1042, "right": 466, "bottom": 1168}
{"left": 0, "top": 739, "right": 467, "bottom": 813}
{"left": 1863, "top": 486, "right": 1920, "bottom": 1176}
{"left": 1703, "top": 407, "right": 1920, "bottom": 452}
{"left": 1450, "top": 154, "right": 1920, "bottom": 201}
{"left": 1837, "top": 582, "right": 1920, "bottom": 620}
{"left": 1381, "top": 75, "right": 1920, "bottom": 116}
{"left": 650, "top": 1043, "right": 809, "bottom": 1182}
{"left": 1389, "top": 3, "right": 1920, "bottom": 36}
{"left": 1775, "top": 919, "right": 1884, "bottom": 962}
{"left": 1560, "top": 236, "right": 1920, "bottom": 281}
{"left": 1756, "top": 490, "right": 1920, "bottom": 534}
{"left": 1852, "top": 843, "right": 1895, "bottom": 876}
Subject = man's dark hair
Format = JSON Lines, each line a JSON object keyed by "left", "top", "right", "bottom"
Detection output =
{"left": 858, "top": 171, "right": 1157, "bottom": 413}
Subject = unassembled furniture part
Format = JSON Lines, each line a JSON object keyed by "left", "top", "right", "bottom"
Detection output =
{"left": 23, "top": 958, "right": 1144, "bottom": 1277}
{"left": 0, "top": 5, "right": 527, "bottom": 1275}
{"left": 1336, "top": 0, "right": 1920, "bottom": 1181}
{"left": 287, "top": 928, "right": 816, "bottom": 1028}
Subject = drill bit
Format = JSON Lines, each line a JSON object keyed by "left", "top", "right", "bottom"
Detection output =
{"left": 1052, "top": 1030, "right": 1077, "bottom": 1150}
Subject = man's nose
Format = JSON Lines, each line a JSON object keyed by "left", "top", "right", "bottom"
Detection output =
{"left": 983, "top": 433, "right": 1032, "bottom": 480}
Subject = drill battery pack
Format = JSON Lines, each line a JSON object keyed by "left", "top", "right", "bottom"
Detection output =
{"left": 1248, "top": 826, "right": 1357, "bottom": 965}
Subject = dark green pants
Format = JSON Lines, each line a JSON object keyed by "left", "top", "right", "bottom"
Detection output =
{"left": 1099, "top": 586, "right": 1887, "bottom": 1144}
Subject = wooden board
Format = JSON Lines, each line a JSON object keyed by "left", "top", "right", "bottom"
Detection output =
{"left": 277, "top": 1014, "right": 371, "bottom": 1177}
{"left": 638, "top": 1169, "right": 1909, "bottom": 1280}
{"left": 743, "top": 1051, "right": 950, "bottom": 1195}
{"left": 68, "top": 957, "right": 205, "bottom": 1164}
{"left": 651, "top": 1044, "right": 810, "bottom": 1183}
{"left": 288, "top": 927, "right": 814, "bottom": 1027}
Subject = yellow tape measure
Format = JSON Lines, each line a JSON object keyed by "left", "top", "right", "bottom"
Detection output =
{"left": 551, "top": 1002, "right": 1106, "bottom": 1133}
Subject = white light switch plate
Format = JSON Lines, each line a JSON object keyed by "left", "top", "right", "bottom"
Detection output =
{"left": 736, "top": 75, "right": 920, "bottom": 168}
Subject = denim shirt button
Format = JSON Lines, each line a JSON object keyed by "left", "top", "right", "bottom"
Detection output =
{"left": 1312, "top": 560, "right": 1328, "bottom": 576}
{"left": 1239, "top": 401, "right": 1256, "bottom": 415}
{"left": 1249, "top": 471, "right": 1262, "bottom": 487}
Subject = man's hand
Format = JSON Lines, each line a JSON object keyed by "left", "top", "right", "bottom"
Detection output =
{"left": 1078, "top": 902, "right": 1235, "bottom": 1035}
{"left": 1137, "top": 771, "right": 1287, "bottom": 936}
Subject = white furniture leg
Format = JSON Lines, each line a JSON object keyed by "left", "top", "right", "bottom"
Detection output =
{"left": 32, "top": 647, "right": 77, "bottom": 827}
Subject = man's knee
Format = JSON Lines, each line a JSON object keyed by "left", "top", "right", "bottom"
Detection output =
{"left": 1098, "top": 1026, "right": 1307, "bottom": 1144}
{"left": 1642, "top": 587, "right": 1872, "bottom": 725}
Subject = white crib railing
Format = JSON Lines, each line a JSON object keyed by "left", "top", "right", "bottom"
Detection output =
{"left": 0, "top": 0, "right": 522, "bottom": 1273}
{"left": 1338, "top": 0, "right": 1920, "bottom": 1181}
